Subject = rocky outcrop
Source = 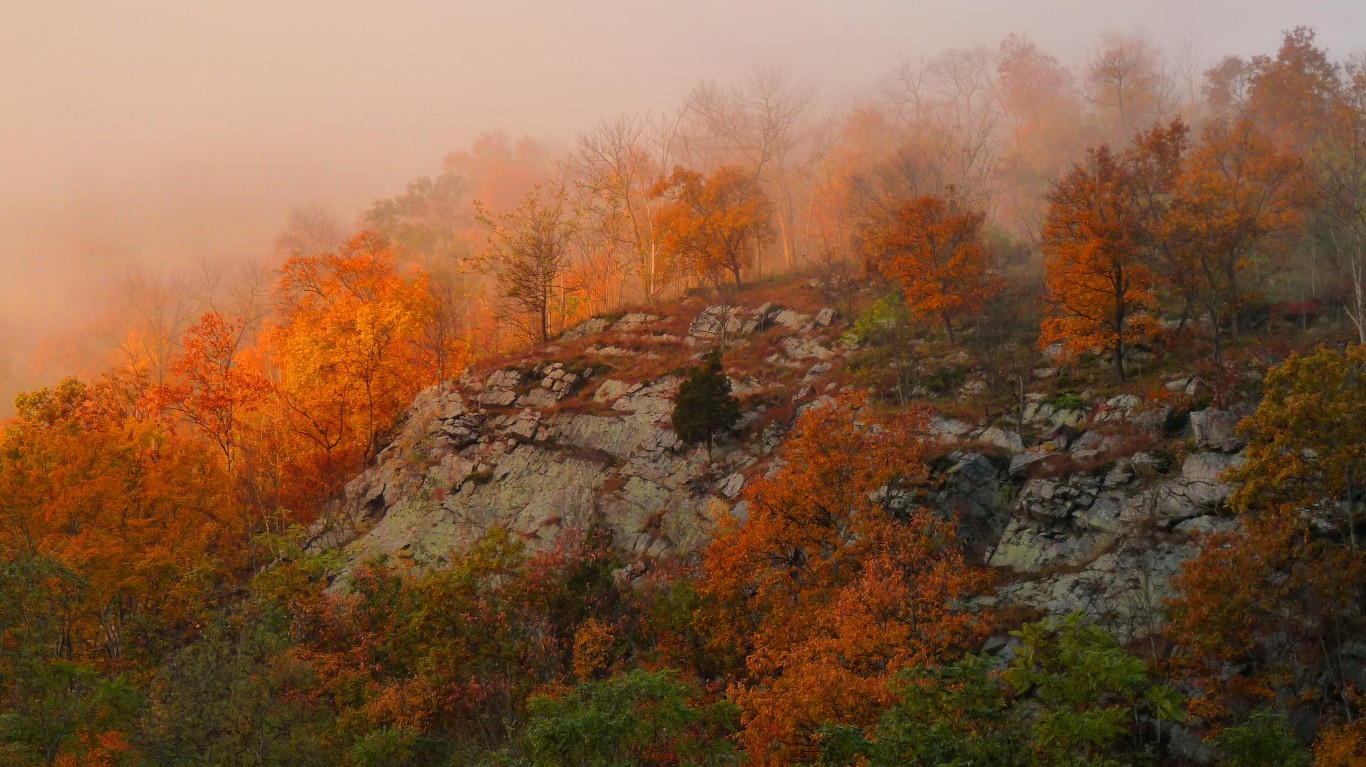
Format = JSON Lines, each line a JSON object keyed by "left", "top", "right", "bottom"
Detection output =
{"left": 1189, "top": 408, "right": 1248, "bottom": 452}
{"left": 320, "top": 301, "right": 852, "bottom": 575}
{"left": 982, "top": 442, "right": 1245, "bottom": 637}
{"left": 321, "top": 297, "right": 1256, "bottom": 646}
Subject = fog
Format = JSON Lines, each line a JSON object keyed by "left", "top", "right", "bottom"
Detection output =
{"left": 1, "top": 0, "right": 1363, "bottom": 404}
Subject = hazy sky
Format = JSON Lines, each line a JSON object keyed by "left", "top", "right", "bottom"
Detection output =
{"left": 1, "top": 0, "right": 1364, "bottom": 394}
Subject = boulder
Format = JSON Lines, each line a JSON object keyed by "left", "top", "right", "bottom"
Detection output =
{"left": 933, "top": 452, "right": 1007, "bottom": 556}
{"left": 979, "top": 426, "right": 1025, "bottom": 453}
{"left": 781, "top": 336, "right": 834, "bottom": 360}
{"left": 612, "top": 312, "right": 659, "bottom": 333}
{"left": 1095, "top": 393, "right": 1143, "bottom": 421}
{"left": 1068, "top": 430, "right": 1116, "bottom": 460}
{"left": 1190, "top": 408, "right": 1247, "bottom": 452}
{"left": 1178, "top": 452, "right": 1244, "bottom": 508}
{"left": 1009, "top": 449, "right": 1049, "bottom": 477}
{"left": 561, "top": 316, "right": 611, "bottom": 340}
{"left": 930, "top": 417, "right": 974, "bottom": 440}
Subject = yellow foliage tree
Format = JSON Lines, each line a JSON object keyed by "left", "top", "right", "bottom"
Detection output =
{"left": 264, "top": 232, "right": 456, "bottom": 513}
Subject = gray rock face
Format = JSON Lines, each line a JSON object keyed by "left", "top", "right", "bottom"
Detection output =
{"left": 978, "top": 426, "right": 1024, "bottom": 453}
{"left": 333, "top": 379, "right": 720, "bottom": 571}
{"left": 930, "top": 417, "right": 974, "bottom": 440}
{"left": 1095, "top": 393, "right": 1143, "bottom": 421}
{"left": 477, "top": 369, "right": 525, "bottom": 406}
{"left": 932, "top": 452, "right": 1008, "bottom": 558}
{"left": 1129, "top": 451, "right": 1244, "bottom": 528}
{"left": 686, "top": 303, "right": 786, "bottom": 345}
{"left": 1021, "top": 399, "right": 1085, "bottom": 429}
{"left": 1190, "top": 408, "right": 1247, "bottom": 452}
{"left": 327, "top": 300, "right": 1245, "bottom": 651}
{"left": 979, "top": 436, "right": 1245, "bottom": 639}
{"left": 561, "top": 317, "right": 612, "bottom": 340}
{"left": 324, "top": 300, "right": 847, "bottom": 574}
{"left": 612, "top": 312, "right": 659, "bottom": 333}
{"left": 781, "top": 336, "right": 833, "bottom": 360}
{"left": 993, "top": 536, "right": 1199, "bottom": 645}
{"left": 1008, "top": 448, "right": 1051, "bottom": 477}
{"left": 1069, "top": 429, "right": 1118, "bottom": 460}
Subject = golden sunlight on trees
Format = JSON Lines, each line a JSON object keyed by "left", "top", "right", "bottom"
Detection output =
{"left": 265, "top": 232, "right": 450, "bottom": 510}
{"left": 8, "top": 20, "right": 1366, "bottom": 766}
{"left": 148, "top": 311, "right": 270, "bottom": 474}
{"left": 0, "top": 375, "right": 246, "bottom": 668}
{"left": 475, "top": 182, "right": 584, "bottom": 343}
{"left": 653, "top": 165, "right": 773, "bottom": 291}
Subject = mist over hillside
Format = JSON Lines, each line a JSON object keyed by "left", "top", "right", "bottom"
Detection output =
{"left": 2, "top": 1, "right": 1363, "bottom": 409}
{"left": 1, "top": 4, "right": 1366, "bottom": 764}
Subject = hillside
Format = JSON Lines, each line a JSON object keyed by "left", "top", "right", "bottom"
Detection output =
{"left": 9, "top": 18, "right": 1366, "bottom": 766}
{"left": 320, "top": 276, "right": 1270, "bottom": 656}
{"left": 2, "top": 269, "right": 1360, "bottom": 766}
{"left": 320, "top": 288, "right": 847, "bottom": 567}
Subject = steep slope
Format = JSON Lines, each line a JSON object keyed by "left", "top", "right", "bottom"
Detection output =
{"left": 319, "top": 282, "right": 1253, "bottom": 647}
{"left": 322, "top": 294, "right": 848, "bottom": 572}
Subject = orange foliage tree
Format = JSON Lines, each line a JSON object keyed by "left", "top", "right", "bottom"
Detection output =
{"left": 265, "top": 232, "right": 456, "bottom": 514}
{"left": 1038, "top": 137, "right": 1169, "bottom": 380}
{"left": 699, "top": 398, "right": 989, "bottom": 766}
{"left": 148, "top": 311, "right": 270, "bottom": 474}
{"left": 652, "top": 165, "right": 773, "bottom": 290}
{"left": 863, "top": 194, "right": 999, "bottom": 343}
{"left": 282, "top": 526, "right": 630, "bottom": 754}
{"left": 1167, "top": 118, "right": 1302, "bottom": 358}
{"left": 0, "top": 373, "right": 245, "bottom": 670}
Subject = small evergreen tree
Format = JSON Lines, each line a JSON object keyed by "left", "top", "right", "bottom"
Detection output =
{"left": 671, "top": 350, "right": 741, "bottom": 459}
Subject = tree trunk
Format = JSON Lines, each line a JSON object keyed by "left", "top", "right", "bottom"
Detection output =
{"left": 1346, "top": 460, "right": 1358, "bottom": 551}
{"left": 1227, "top": 259, "right": 1241, "bottom": 339}
{"left": 1351, "top": 245, "right": 1366, "bottom": 344}
{"left": 1209, "top": 307, "right": 1225, "bottom": 373}
{"left": 777, "top": 184, "right": 797, "bottom": 269}
{"left": 1114, "top": 302, "right": 1127, "bottom": 382}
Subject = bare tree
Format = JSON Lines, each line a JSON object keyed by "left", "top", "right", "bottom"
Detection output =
{"left": 882, "top": 46, "right": 1005, "bottom": 209}
{"left": 679, "top": 66, "right": 817, "bottom": 271}
{"left": 1084, "top": 30, "right": 1178, "bottom": 142}
{"left": 273, "top": 203, "right": 345, "bottom": 259}
{"left": 1309, "top": 61, "right": 1366, "bottom": 343}
{"left": 106, "top": 267, "right": 197, "bottom": 387}
{"left": 411, "top": 252, "right": 476, "bottom": 386}
{"left": 567, "top": 113, "right": 678, "bottom": 302}
{"left": 475, "top": 183, "right": 583, "bottom": 342}
{"left": 1170, "top": 36, "right": 1207, "bottom": 116}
